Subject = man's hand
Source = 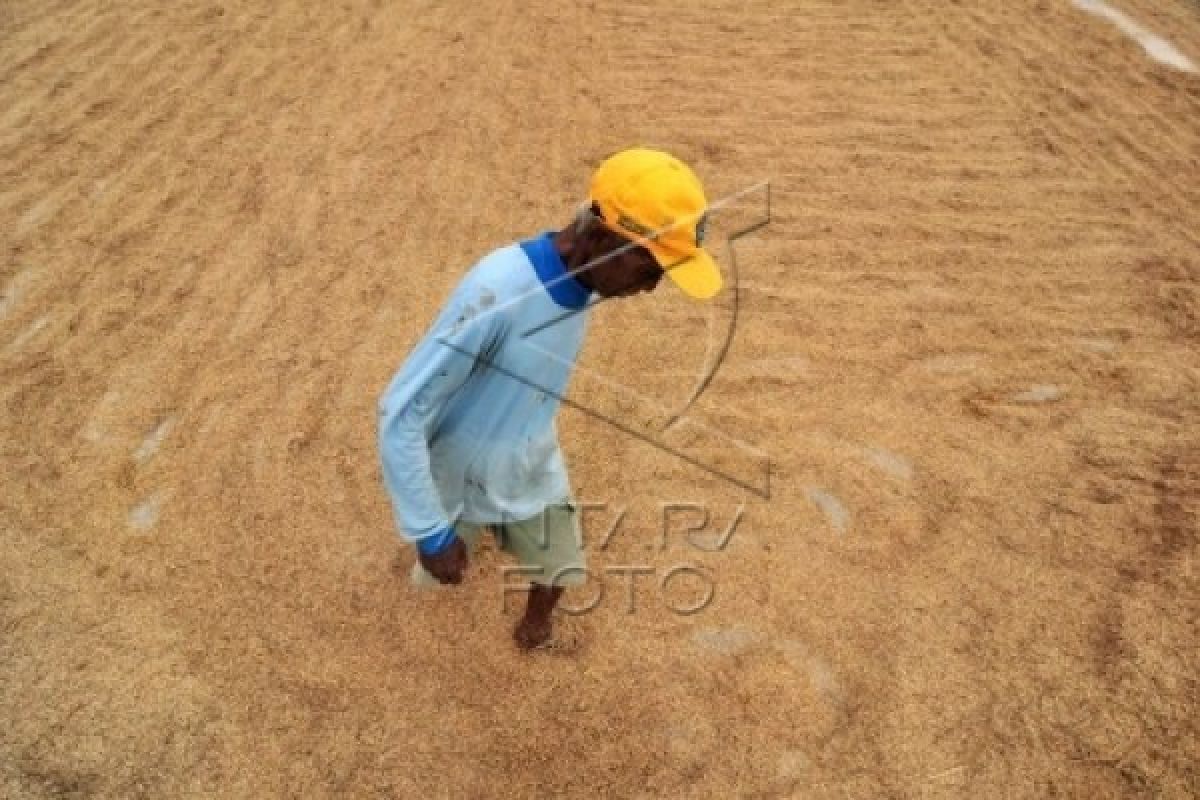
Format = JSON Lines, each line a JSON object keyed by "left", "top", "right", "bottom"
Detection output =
{"left": 418, "top": 534, "right": 468, "bottom": 584}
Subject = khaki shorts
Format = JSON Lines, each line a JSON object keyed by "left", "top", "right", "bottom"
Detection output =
{"left": 410, "top": 498, "right": 586, "bottom": 588}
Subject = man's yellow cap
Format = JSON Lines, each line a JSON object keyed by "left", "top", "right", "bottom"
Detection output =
{"left": 589, "top": 148, "right": 722, "bottom": 300}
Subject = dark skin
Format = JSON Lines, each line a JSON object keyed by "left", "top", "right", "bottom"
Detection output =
{"left": 552, "top": 212, "right": 666, "bottom": 298}
{"left": 417, "top": 212, "right": 665, "bottom": 649}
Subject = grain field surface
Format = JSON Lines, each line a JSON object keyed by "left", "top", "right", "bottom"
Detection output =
{"left": 2, "top": 1, "right": 1198, "bottom": 797}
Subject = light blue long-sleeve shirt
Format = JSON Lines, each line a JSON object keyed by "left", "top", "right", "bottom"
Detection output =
{"left": 377, "top": 232, "right": 592, "bottom": 547}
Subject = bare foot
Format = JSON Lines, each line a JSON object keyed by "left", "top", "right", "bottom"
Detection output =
{"left": 514, "top": 616, "right": 553, "bottom": 650}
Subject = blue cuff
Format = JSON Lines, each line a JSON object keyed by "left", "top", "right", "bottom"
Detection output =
{"left": 417, "top": 525, "right": 457, "bottom": 556}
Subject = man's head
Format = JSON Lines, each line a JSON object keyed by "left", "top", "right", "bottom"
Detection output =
{"left": 558, "top": 203, "right": 666, "bottom": 298}
{"left": 556, "top": 149, "right": 722, "bottom": 300}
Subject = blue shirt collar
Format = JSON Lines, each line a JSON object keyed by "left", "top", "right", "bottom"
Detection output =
{"left": 520, "top": 231, "right": 592, "bottom": 310}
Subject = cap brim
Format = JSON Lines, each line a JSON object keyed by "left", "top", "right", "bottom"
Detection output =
{"left": 652, "top": 245, "right": 723, "bottom": 300}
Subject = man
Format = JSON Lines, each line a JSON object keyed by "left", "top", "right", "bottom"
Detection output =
{"left": 378, "top": 148, "right": 722, "bottom": 650}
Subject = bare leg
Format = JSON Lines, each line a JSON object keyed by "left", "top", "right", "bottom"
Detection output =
{"left": 514, "top": 583, "right": 563, "bottom": 650}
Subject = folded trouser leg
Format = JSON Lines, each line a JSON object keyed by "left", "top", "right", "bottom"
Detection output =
{"left": 497, "top": 497, "right": 587, "bottom": 588}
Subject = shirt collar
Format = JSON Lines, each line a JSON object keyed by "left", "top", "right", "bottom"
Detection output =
{"left": 520, "top": 231, "right": 592, "bottom": 310}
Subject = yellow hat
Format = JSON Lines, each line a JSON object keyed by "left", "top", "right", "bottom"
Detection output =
{"left": 589, "top": 148, "right": 722, "bottom": 300}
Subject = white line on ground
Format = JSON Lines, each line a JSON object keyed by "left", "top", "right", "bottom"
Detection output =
{"left": 1071, "top": 0, "right": 1198, "bottom": 73}
{"left": 4, "top": 313, "right": 50, "bottom": 354}
{"left": 0, "top": 266, "right": 36, "bottom": 322}
{"left": 805, "top": 487, "right": 850, "bottom": 534}
{"left": 134, "top": 416, "right": 176, "bottom": 463}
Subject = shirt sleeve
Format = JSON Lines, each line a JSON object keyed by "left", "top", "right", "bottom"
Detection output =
{"left": 377, "top": 288, "right": 505, "bottom": 545}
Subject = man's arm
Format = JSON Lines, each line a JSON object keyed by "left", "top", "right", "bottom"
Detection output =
{"left": 377, "top": 288, "right": 504, "bottom": 558}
